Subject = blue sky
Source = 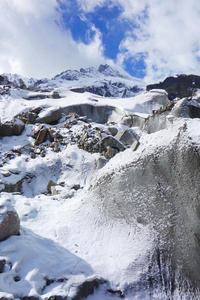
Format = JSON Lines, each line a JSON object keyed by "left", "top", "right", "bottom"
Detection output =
{"left": 58, "top": 0, "right": 146, "bottom": 78}
{"left": 0, "top": 0, "right": 200, "bottom": 83}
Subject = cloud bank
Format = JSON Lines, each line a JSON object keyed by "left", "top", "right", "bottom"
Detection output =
{"left": 0, "top": 0, "right": 106, "bottom": 78}
{"left": 0, "top": 0, "right": 200, "bottom": 83}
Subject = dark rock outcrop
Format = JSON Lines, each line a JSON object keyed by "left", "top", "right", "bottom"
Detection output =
{"left": 147, "top": 74, "right": 200, "bottom": 100}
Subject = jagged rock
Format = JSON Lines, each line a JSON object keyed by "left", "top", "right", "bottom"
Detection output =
{"left": 36, "top": 107, "right": 62, "bottom": 124}
{"left": 115, "top": 129, "right": 138, "bottom": 146}
{"left": 147, "top": 74, "right": 200, "bottom": 100}
{"left": 0, "top": 118, "right": 25, "bottom": 137}
{"left": 34, "top": 128, "right": 47, "bottom": 146}
{"left": 100, "top": 136, "right": 126, "bottom": 152}
{"left": 0, "top": 201, "right": 20, "bottom": 242}
{"left": 171, "top": 98, "right": 200, "bottom": 118}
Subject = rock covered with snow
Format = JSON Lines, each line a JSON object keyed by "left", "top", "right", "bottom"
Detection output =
{"left": 171, "top": 97, "right": 200, "bottom": 118}
{"left": 0, "top": 199, "right": 20, "bottom": 242}
{"left": 0, "top": 118, "right": 25, "bottom": 137}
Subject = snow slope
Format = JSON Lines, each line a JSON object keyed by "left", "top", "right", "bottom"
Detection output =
{"left": 1, "top": 77, "right": 200, "bottom": 299}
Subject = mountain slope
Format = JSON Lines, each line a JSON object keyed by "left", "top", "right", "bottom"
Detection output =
{"left": 147, "top": 74, "right": 200, "bottom": 100}
{"left": 0, "top": 64, "right": 145, "bottom": 98}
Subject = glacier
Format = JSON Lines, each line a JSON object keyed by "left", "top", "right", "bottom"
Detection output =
{"left": 0, "top": 66, "right": 200, "bottom": 299}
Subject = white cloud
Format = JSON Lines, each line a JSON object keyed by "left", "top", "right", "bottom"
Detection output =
{"left": 116, "top": 0, "right": 200, "bottom": 82}
{"left": 1, "top": 0, "right": 200, "bottom": 82}
{"left": 0, "top": 0, "right": 106, "bottom": 78}
{"left": 77, "top": 0, "right": 200, "bottom": 82}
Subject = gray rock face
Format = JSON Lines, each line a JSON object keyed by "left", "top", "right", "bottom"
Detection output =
{"left": 0, "top": 201, "right": 20, "bottom": 242}
{"left": 93, "top": 129, "right": 200, "bottom": 295}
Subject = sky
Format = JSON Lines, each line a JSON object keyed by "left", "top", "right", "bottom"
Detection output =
{"left": 0, "top": 0, "right": 200, "bottom": 83}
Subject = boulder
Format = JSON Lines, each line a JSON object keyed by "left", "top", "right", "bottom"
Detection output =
{"left": 0, "top": 118, "right": 25, "bottom": 137}
{"left": 34, "top": 128, "right": 48, "bottom": 146}
{"left": 0, "top": 200, "right": 20, "bottom": 242}
{"left": 115, "top": 129, "right": 138, "bottom": 146}
{"left": 100, "top": 135, "right": 126, "bottom": 152}
{"left": 36, "top": 107, "right": 62, "bottom": 124}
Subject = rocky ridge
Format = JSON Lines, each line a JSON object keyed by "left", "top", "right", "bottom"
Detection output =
{"left": 147, "top": 74, "right": 200, "bottom": 100}
{"left": 0, "top": 64, "right": 145, "bottom": 98}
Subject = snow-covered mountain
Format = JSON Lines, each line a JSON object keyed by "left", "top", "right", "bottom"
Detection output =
{"left": 1, "top": 69, "right": 200, "bottom": 299}
{"left": 0, "top": 64, "right": 145, "bottom": 98}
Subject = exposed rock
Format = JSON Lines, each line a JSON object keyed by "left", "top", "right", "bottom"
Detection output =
{"left": 131, "top": 140, "right": 140, "bottom": 151}
{"left": 0, "top": 201, "right": 20, "bottom": 242}
{"left": 47, "top": 180, "right": 58, "bottom": 195}
{"left": 0, "top": 259, "right": 6, "bottom": 273}
{"left": 50, "top": 91, "right": 61, "bottom": 99}
{"left": 34, "top": 128, "right": 48, "bottom": 146}
{"left": 104, "top": 146, "right": 119, "bottom": 159}
{"left": 2, "top": 171, "right": 11, "bottom": 178}
{"left": 115, "top": 129, "right": 138, "bottom": 146}
{"left": 45, "top": 296, "right": 67, "bottom": 300}
{"left": 71, "top": 277, "right": 106, "bottom": 300}
{"left": 0, "top": 118, "right": 25, "bottom": 137}
{"left": 171, "top": 98, "right": 200, "bottom": 118}
{"left": 30, "top": 153, "right": 36, "bottom": 159}
{"left": 147, "top": 74, "right": 200, "bottom": 100}
{"left": 100, "top": 136, "right": 126, "bottom": 152}
{"left": 70, "top": 184, "right": 81, "bottom": 191}
{"left": 36, "top": 107, "right": 62, "bottom": 124}
{"left": 107, "top": 126, "right": 118, "bottom": 136}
